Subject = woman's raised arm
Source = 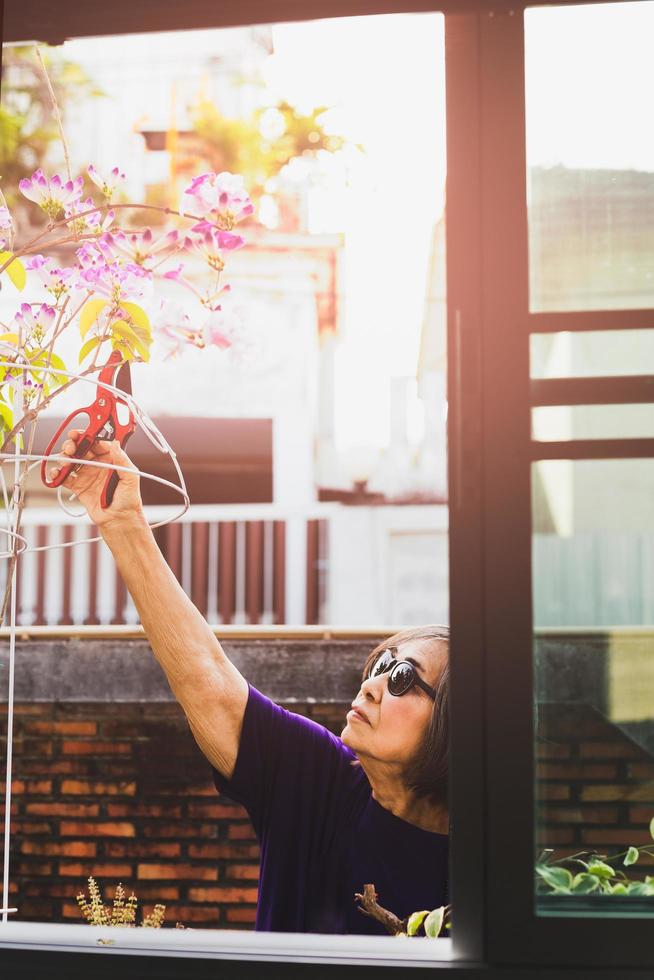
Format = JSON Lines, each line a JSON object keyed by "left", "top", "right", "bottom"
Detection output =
{"left": 50, "top": 432, "right": 249, "bottom": 779}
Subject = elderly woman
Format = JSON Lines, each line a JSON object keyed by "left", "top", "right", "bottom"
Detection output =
{"left": 51, "top": 434, "right": 449, "bottom": 935}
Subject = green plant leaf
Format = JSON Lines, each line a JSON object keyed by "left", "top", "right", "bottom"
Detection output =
{"left": 78, "top": 335, "right": 103, "bottom": 364}
{"left": 626, "top": 881, "right": 654, "bottom": 896}
{"left": 535, "top": 865, "right": 574, "bottom": 892}
{"left": 79, "top": 299, "right": 108, "bottom": 339}
{"left": 119, "top": 301, "right": 151, "bottom": 336}
{"left": 649, "top": 817, "right": 654, "bottom": 841}
{"left": 110, "top": 319, "right": 150, "bottom": 362}
{"left": 0, "top": 251, "right": 26, "bottom": 291}
{"left": 424, "top": 907, "right": 445, "bottom": 939}
{"left": 624, "top": 847, "right": 639, "bottom": 867}
{"left": 610, "top": 883, "right": 628, "bottom": 895}
{"left": 571, "top": 873, "right": 600, "bottom": 894}
{"left": 0, "top": 400, "right": 13, "bottom": 433}
{"left": 587, "top": 860, "right": 615, "bottom": 880}
{"left": 406, "top": 911, "right": 429, "bottom": 937}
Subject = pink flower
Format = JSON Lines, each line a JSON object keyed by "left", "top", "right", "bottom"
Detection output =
{"left": 25, "top": 255, "right": 76, "bottom": 299}
{"left": 77, "top": 259, "right": 151, "bottom": 303}
{"left": 64, "top": 196, "right": 114, "bottom": 233}
{"left": 19, "top": 169, "right": 84, "bottom": 220}
{"left": 87, "top": 164, "right": 126, "bottom": 201}
{"left": 200, "top": 309, "right": 234, "bottom": 350}
{"left": 182, "top": 171, "right": 254, "bottom": 231}
{"left": 182, "top": 228, "right": 243, "bottom": 273}
{"left": 0, "top": 205, "right": 13, "bottom": 249}
{"left": 107, "top": 228, "right": 181, "bottom": 268}
{"left": 13, "top": 302, "right": 57, "bottom": 340}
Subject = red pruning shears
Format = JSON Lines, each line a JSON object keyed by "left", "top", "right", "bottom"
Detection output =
{"left": 41, "top": 351, "right": 136, "bottom": 508}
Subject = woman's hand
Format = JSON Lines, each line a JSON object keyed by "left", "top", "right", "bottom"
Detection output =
{"left": 48, "top": 429, "right": 143, "bottom": 530}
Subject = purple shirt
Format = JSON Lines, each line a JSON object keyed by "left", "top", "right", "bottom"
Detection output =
{"left": 212, "top": 685, "right": 449, "bottom": 934}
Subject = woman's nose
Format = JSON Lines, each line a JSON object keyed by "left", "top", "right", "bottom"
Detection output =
{"left": 360, "top": 674, "right": 384, "bottom": 700}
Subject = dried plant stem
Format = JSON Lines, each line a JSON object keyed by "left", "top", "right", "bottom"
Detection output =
{"left": 35, "top": 46, "right": 73, "bottom": 182}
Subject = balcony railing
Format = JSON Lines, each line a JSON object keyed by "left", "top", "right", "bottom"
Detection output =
{"left": 1, "top": 505, "right": 332, "bottom": 627}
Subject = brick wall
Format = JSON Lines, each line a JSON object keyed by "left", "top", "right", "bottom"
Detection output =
{"left": 0, "top": 699, "right": 348, "bottom": 928}
{"left": 537, "top": 703, "right": 654, "bottom": 865}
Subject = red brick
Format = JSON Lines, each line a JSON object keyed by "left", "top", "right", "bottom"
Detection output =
{"left": 582, "top": 828, "right": 654, "bottom": 845}
{"left": 628, "top": 763, "right": 654, "bottom": 780}
{"left": 59, "top": 862, "right": 132, "bottom": 877}
{"left": 61, "top": 780, "right": 137, "bottom": 797}
{"left": 226, "top": 907, "right": 257, "bottom": 923}
{"left": 19, "top": 740, "right": 53, "bottom": 756}
{"left": 26, "top": 803, "right": 100, "bottom": 817}
{"left": 10, "top": 780, "right": 25, "bottom": 794}
{"left": 629, "top": 807, "right": 654, "bottom": 825}
{"left": 580, "top": 785, "right": 630, "bottom": 802}
{"left": 21, "top": 841, "right": 97, "bottom": 858}
{"left": 24, "top": 882, "right": 84, "bottom": 898}
{"left": 140, "top": 822, "right": 217, "bottom": 839}
{"left": 536, "top": 743, "right": 570, "bottom": 759}
{"left": 188, "top": 886, "right": 258, "bottom": 904}
{"left": 107, "top": 803, "right": 182, "bottom": 819}
{"left": 579, "top": 742, "right": 642, "bottom": 759}
{"left": 60, "top": 821, "right": 136, "bottom": 837}
{"left": 228, "top": 864, "right": 259, "bottom": 881}
{"left": 542, "top": 806, "right": 618, "bottom": 824}
{"left": 188, "top": 844, "right": 259, "bottom": 860}
{"left": 104, "top": 842, "right": 181, "bottom": 859}
{"left": 186, "top": 784, "right": 218, "bottom": 797}
{"left": 25, "top": 721, "right": 97, "bottom": 736}
{"left": 536, "top": 785, "right": 570, "bottom": 801}
{"left": 163, "top": 906, "right": 221, "bottom": 924}
{"left": 538, "top": 763, "right": 618, "bottom": 780}
{"left": 62, "top": 741, "right": 131, "bottom": 756}
{"left": 12, "top": 821, "right": 53, "bottom": 835}
{"left": 535, "top": 829, "right": 574, "bottom": 845}
{"left": 137, "top": 864, "right": 218, "bottom": 881}
{"left": 15, "top": 860, "right": 53, "bottom": 876}
{"left": 62, "top": 903, "right": 89, "bottom": 920}
{"left": 19, "top": 760, "right": 77, "bottom": 775}
{"left": 228, "top": 823, "right": 256, "bottom": 840}
{"left": 187, "top": 803, "right": 248, "bottom": 820}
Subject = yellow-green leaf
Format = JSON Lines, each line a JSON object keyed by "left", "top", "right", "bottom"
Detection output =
{"left": 78, "top": 335, "right": 103, "bottom": 364}
{"left": 0, "top": 251, "right": 26, "bottom": 291}
{"left": 111, "top": 320, "right": 150, "bottom": 362}
{"left": 0, "top": 400, "right": 13, "bottom": 433}
{"left": 406, "top": 911, "right": 429, "bottom": 937}
{"left": 119, "top": 302, "right": 151, "bottom": 336}
{"left": 111, "top": 339, "right": 134, "bottom": 361}
{"left": 0, "top": 333, "right": 20, "bottom": 346}
{"left": 79, "top": 299, "right": 109, "bottom": 339}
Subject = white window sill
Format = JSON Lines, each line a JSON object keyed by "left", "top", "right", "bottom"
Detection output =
{"left": 0, "top": 922, "right": 454, "bottom": 967}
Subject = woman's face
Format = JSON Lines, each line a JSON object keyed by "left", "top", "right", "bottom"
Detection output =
{"left": 340, "top": 638, "right": 446, "bottom": 768}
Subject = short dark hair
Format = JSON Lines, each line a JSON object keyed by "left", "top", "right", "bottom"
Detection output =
{"left": 360, "top": 624, "right": 449, "bottom": 807}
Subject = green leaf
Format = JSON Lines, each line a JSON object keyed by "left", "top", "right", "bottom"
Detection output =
{"left": 610, "top": 883, "right": 628, "bottom": 895}
{"left": 0, "top": 332, "right": 20, "bottom": 345}
{"left": 424, "top": 907, "right": 445, "bottom": 939}
{"left": 587, "top": 860, "right": 615, "bottom": 880}
{"left": 78, "top": 335, "right": 103, "bottom": 364}
{"left": 0, "top": 400, "right": 13, "bottom": 434}
{"left": 535, "top": 865, "right": 574, "bottom": 892}
{"left": 79, "top": 299, "right": 108, "bottom": 339}
{"left": 110, "top": 319, "right": 150, "bottom": 362}
{"left": 47, "top": 351, "right": 69, "bottom": 386}
{"left": 649, "top": 816, "right": 654, "bottom": 841}
{"left": 624, "top": 847, "right": 639, "bottom": 867}
{"left": 119, "top": 301, "right": 151, "bottom": 336}
{"left": 626, "top": 881, "right": 654, "bottom": 896}
{"left": 406, "top": 911, "right": 429, "bottom": 937}
{"left": 0, "top": 251, "right": 26, "bottom": 291}
{"left": 571, "top": 873, "right": 600, "bottom": 894}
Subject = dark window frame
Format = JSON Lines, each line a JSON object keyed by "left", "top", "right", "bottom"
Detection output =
{"left": 3, "top": 0, "right": 654, "bottom": 975}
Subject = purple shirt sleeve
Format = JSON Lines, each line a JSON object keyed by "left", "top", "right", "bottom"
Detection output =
{"left": 212, "top": 684, "right": 358, "bottom": 841}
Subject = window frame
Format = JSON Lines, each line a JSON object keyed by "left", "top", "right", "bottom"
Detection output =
{"left": 4, "top": 0, "right": 654, "bottom": 975}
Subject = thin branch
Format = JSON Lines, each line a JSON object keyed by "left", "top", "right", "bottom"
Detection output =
{"left": 35, "top": 46, "right": 73, "bottom": 182}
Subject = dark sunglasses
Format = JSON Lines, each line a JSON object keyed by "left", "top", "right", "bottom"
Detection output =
{"left": 366, "top": 648, "right": 437, "bottom": 700}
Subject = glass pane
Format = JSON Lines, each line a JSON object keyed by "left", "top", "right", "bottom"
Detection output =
{"left": 530, "top": 331, "right": 654, "bottom": 379}
{"left": 0, "top": 13, "right": 451, "bottom": 945}
{"left": 532, "top": 405, "right": 654, "bottom": 442}
{"left": 525, "top": 2, "right": 654, "bottom": 312}
{"left": 534, "top": 459, "right": 654, "bottom": 915}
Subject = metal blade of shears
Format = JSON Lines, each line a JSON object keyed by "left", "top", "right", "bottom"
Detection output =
{"left": 114, "top": 359, "right": 132, "bottom": 397}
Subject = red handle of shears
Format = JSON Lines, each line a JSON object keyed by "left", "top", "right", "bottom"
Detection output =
{"left": 40, "top": 352, "right": 136, "bottom": 508}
